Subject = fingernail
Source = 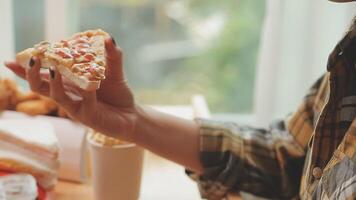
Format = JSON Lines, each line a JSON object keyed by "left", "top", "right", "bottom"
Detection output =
{"left": 29, "top": 57, "right": 35, "bottom": 67}
{"left": 111, "top": 36, "right": 116, "bottom": 46}
{"left": 49, "top": 69, "right": 55, "bottom": 79}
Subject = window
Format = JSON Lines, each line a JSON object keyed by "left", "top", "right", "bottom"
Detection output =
{"left": 9, "top": 0, "right": 266, "bottom": 114}
{"left": 78, "top": 0, "right": 266, "bottom": 113}
{"left": 8, "top": 0, "right": 355, "bottom": 117}
{"left": 13, "top": 0, "right": 45, "bottom": 53}
{"left": 10, "top": 0, "right": 45, "bottom": 85}
{"left": 0, "top": 0, "right": 15, "bottom": 78}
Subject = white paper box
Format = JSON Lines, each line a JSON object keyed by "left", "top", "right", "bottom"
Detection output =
{"left": 0, "top": 111, "right": 89, "bottom": 183}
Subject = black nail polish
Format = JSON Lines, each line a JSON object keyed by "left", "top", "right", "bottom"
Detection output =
{"left": 29, "top": 57, "right": 35, "bottom": 67}
{"left": 49, "top": 69, "right": 55, "bottom": 79}
{"left": 111, "top": 36, "right": 116, "bottom": 46}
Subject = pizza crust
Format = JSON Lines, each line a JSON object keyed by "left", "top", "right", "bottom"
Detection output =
{"left": 56, "top": 62, "right": 101, "bottom": 91}
{"left": 16, "top": 44, "right": 101, "bottom": 91}
{"left": 15, "top": 48, "right": 33, "bottom": 70}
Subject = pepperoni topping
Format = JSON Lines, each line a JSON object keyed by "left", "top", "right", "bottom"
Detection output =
{"left": 75, "top": 37, "right": 89, "bottom": 44}
{"left": 55, "top": 49, "right": 72, "bottom": 59}
{"left": 72, "top": 52, "right": 81, "bottom": 59}
{"left": 84, "top": 54, "right": 94, "bottom": 61}
{"left": 78, "top": 49, "right": 86, "bottom": 55}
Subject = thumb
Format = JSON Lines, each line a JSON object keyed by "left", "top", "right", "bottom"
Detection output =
{"left": 104, "top": 36, "right": 124, "bottom": 81}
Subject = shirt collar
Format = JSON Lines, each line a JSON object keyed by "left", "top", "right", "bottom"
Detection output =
{"left": 326, "top": 17, "right": 356, "bottom": 71}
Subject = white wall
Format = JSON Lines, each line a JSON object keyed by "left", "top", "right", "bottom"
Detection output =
{"left": 45, "top": 0, "right": 70, "bottom": 42}
{"left": 0, "top": 0, "right": 14, "bottom": 78}
{"left": 254, "top": 0, "right": 356, "bottom": 127}
{"left": 45, "top": 0, "right": 79, "bottom": 42}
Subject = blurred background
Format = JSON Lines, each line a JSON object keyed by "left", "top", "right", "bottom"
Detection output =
{"left": 0, "top": 0, "right": 355, "bottom": 199}
{"left": 1, "top": 0, "right": 355, "bottom": 126}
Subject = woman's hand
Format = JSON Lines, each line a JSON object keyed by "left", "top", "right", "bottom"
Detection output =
{"left": 5, "top": 38, "right": 203, "bottom": 172}
{"left": 5, "top": 38, "right": 138, "bottom": 141}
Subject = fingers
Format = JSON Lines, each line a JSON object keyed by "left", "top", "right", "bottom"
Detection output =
{"left": 48, "top": 68, "right": 79, "bottom": 114}
{"left": 81, "top": 89, "right": 97, "bottom": 110}
{"left": 26, "top": 57, "right": 50, "bottom": 96}
{"left": 104, "top": 36, "right": 124, "bottom": 81}
{"left": 49, "top": 68, "right": 97, "bottom": 123}
{"left": 5, "top": 61, "right": 50, "bottom": 81}
{"left": 79, "top": 90, "right": 98, "bottom": 124}
{"left": 4, "top": 61, "right": 26, "bottom": 79}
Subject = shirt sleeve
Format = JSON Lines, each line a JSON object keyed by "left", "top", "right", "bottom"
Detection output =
{"left": 186, "top": 74, "right": 327, "bottom": 200}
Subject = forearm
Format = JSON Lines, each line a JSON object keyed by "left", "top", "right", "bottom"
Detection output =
{"left": 132, "top": 105, "right": 203, "bottom": 173}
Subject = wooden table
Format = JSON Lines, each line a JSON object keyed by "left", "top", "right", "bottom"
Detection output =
{"left": 54, "top": 151, "right": 201, "bottom": 200}
{"left": 54, "top": 152, "right": 242, "bottom": 200}
{"left": 53, "top": 105, "right": 241, "bottom": 200}
{"left": 54, "top": 181, "right": 94, "bottom": 200}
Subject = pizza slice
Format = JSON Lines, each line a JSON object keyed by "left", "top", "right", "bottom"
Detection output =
{"left": 16, "top": 29, "right": 109, "bottom": 91}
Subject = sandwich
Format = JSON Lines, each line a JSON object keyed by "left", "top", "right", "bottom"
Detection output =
{"left": 0, "top": 119, "right": 60, "bottom": 190}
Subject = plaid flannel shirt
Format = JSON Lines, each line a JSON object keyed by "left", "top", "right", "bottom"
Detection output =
{"left": 187, "top": 17, "right": 356, "bottom": 200}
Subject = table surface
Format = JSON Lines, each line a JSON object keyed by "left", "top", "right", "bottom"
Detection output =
{"left": 54, "top": 152, "right": 242, "bottom": 200}
{"left": 54, "top": 181, "right": 93, "bottom": 200}
{"left": 53, "top": 106, "right": 241, "bottom": 200}
{"left": 54, "top": 151, "right": 201, "bottom": 200}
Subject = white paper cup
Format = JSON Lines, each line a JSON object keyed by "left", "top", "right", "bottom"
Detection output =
{"left": 87, "top": 135, "right": 144, "bottom": 200}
